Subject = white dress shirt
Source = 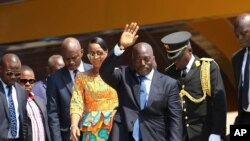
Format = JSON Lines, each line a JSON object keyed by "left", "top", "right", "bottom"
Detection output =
{"left": 69, "top": 61, "right": 85, "bottom": 81}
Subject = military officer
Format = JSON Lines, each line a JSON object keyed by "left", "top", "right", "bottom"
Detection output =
{"left": 161, "top": 31, "right": 227, "bottom": 141}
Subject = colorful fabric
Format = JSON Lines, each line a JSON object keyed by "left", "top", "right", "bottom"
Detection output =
{"left": 70, "top": 72, "right": 118, "bottom": 141}
{"left": 27, "top": 93, "right": 45, "bottom": 141}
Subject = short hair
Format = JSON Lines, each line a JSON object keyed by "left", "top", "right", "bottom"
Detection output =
{"left": 21, "top": 65, "right": 34, "bottom": 73}
{"left": 48, "top": 54, "right": 63, "bottom": 67}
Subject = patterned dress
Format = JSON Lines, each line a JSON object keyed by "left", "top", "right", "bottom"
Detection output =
{"left": 70, "top": 72, "right": 118, "bottom": 141}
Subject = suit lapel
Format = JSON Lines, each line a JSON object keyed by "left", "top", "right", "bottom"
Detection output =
{"left": 0, "top": 82, "right": 10, "bottom": 119}
{"left": 34, "top": 96, "right": 45, "bottom": 118}
{"left": 129, "top": 68, "right": 141, "bottom": 109}
{"left": 61, "top": 67, "right": 73, "bottom": 95}
{"left": 146, "top": 70, "right": 159, "bottom": 108}
{"left": 15, "top": 83, "right": 26, "bottom": 120}
{"left": 237, "top": 49, "right": 245, "bottom": 90}
{"left": 181, "top": 57, "right": 200, "bottom": 83}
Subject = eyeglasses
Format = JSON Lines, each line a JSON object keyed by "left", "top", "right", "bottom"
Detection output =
{"left": 87, "top": 51, "right": 105, "bottom": 59}
{"left": 5, "top": 71, "right": 21, "bottom": 77}
{"left": 19, "top": 79, "right": 35, "bottom": 84}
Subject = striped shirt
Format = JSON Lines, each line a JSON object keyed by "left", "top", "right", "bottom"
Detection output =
{"left": 26, "top": 95, "right": 45, "bottom": 141}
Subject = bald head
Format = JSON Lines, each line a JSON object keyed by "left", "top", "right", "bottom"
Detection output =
{"left": 132, "top": 42, "right": 154, "bottom": 57}
{"left": 61, "top": 37, "right": 81, "bottom": 52}
{"left": 235, "top": 13, "right": 250, "bottom": 26}
{"left": 0, "top": 53, "right": 21, "bottom": 67}
{"left": 61, "top": 37, "right": 83, "bottom": 70}
{"left": 47, "top": 55, "right": 65, "bottom": 73}
{"left": 0, "top": 53, "right": 22, "bottom": 86}
{"left": 234, "top": 13, "right": 250, "bottom": 47}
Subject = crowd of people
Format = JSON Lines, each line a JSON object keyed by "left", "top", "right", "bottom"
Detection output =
{"left": 0, "top": 13, "right": 250, "bottom": 141}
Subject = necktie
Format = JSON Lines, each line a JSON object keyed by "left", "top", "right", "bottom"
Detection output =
{"left": 243, "top": 48, "right": 250, "bottom": 109}
{"left": 7, "top": 85, "right": 17, "bottom": 138}
{"left": 73, "top": 69, "right": 78, "bottom": 79}
{"left": 181, "top": 67, "right": 187, "bottom": 78}
{"left": 139, "top": 76, "right": 147, "bottom": 109}
{"left": 133, "top": 76, "right": 147, "bottom": 141}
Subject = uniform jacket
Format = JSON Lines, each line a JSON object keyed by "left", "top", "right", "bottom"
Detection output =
{"left": 165, "top": 56, "right": 227, "bottom": 141}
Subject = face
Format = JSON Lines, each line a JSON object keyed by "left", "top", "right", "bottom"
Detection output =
{"left": 87, "top": 43, "right": 107, "bottom": 68}
{"left": 18, "top": 70, "right": 35, "bottom": 92}
{"left": 62, "top": 48, "right": 83, "bottom": 70}
{"left": 132, "top": 46, "right": 155, "bottom": 76}
{"left": 234, "top": 20, "right": 250, "bottom": 48}
{"left": 0, "top": 61, "right": 21, "bottom": 86}
{"left": 172, "top": 48, "right": 191, "bottom": 70}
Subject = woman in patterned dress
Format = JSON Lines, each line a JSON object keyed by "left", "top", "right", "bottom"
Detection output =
{"left": 70, "top": 37, "right": 118, "bottom": 141}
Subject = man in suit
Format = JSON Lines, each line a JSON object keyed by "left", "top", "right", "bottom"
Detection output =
{"left": 232, "top": 13, "right": 250, "bottom": 125}
{"left": 32, "top": 54, "right": 65, "bottom": 105}
{"left": 46, "top": 37, "right": 92, "bottom": 141}
{"left": 0, "top": 53, "right": 28, "bottom": 140}
{"left": 100, "top": 22, "right": 182, "bottom": 141}
{"left": 18, "top": 65, "right": 51, "bottom": 141}
{"left": 162, "top": 31, "right": 226, "bottom": 141}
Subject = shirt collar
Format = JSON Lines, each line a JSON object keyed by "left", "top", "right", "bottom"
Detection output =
{"left": 185, "top": 55, "right": 195, "bottom": 72}
{"left": 68, "top": 60, "right": 84, "bottom": 73}
{"left": 136, "top": 68, "right": 154, "bottom": 81}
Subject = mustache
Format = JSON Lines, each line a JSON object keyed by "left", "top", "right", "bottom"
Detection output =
{"left": 139, "top": 65, "right": 149, "bottom": 69}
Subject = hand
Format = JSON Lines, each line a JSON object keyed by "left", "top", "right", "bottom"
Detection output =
{"left": 119, "top": 22, "right": 139, "bottom": 50}
{"left": 70, "top": 125, "right": 80, "bottom": 141}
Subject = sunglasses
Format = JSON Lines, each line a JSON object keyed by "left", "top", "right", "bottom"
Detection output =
{"left": 19, "top": 79, "right": 35, "bottom": 84}
{"left": 5, "top": 71, "right": 21, "bottom": 77}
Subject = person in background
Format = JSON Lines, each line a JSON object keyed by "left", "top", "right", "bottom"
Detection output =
{"left": 232, "top": 13, "right": 250, "bottom": 125}
{"left": 100, "top": 22, "right": 182, "bottom": 141}
{"left": 0, "top": 53, "right": 27, "bottom": 140}
{"left": 70, "top": 37, "right": 118, "bottom": 141}
{"left": 46, "top": 37, "right": 92, "bottom": 141}
{"left": 162, "top": 31, "right": 226, "bottom": 141}
{"left": 18, "top": 65, "right": 51, "bottom": 141}
{"left": 32, "top": 54, "right": 65, "bottom": 105}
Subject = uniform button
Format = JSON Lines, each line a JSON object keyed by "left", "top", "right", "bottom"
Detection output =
{"left": 186, "top": 124, "right": 189, "bottom": 127}
{"left": 182, "top": 100, "right": 186, "bottom": 104}
{"left": 185, "top": 116, "right": 188, "bottom": 120}
{"left": 183, "top": 108, "right": 187, "bottom": 112}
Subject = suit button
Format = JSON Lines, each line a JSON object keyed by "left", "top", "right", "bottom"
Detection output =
{"left": 183, "top": 108, "right": 187, "bottom": 112}
{"left": 186, "top": 124, "right": 189, "bottom": 127}
{"left": 185, "top": 116, "right": 188, "bottom": 120}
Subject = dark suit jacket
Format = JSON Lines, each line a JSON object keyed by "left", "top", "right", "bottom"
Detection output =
{"left": 25, "top": 95, "right": 51, "bottom": 141}
{"left": 232, "top": 48, "right": 250, "bottom": 124}
{"left": 166, "top": 57, "right": 227, "bottom": 141}
{"left": 32, "top": 79, "right": 47, "bottom": 105}
{"left": 100, "top": 50, "right": 183, "bottom": 141}
{"left": 0, "top": 82, "right": 28, "bottom": 140}
{"left": 46, "top": 63, "right": 92, "bottom": 141}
